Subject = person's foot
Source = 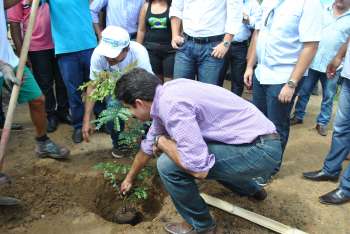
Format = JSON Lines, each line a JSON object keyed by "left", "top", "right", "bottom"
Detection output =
{"left": 319, "top": 188, "right": 350, "bottom": 205}
{"left": 316, "top": 124, "right": 327, "bottom": 136}
{"left": 47, "top": 116, "right": 59, "bottom": 133}
{"left": 111, "top": 145, "right": 129, "bottom": 158}
{"left": 303, "top": 170, "right": 339, "bottom": 182}
{"left": 251, "top": 188, "right": 267, "bottom": 201}
{"left": 72, "top": 128, "right": 83, "bottom": 144}
{"left": 0, "top": 172, "right": 11, "bottom": 186}
{"left": 0, "top": 196, "right": 21, "bottom": 206}
{"left": 57, "top": 112, "right": 72, "bottom": 125}
{"left": 36, "top": 139, "right": 70, "bottom": 159}
{"left": 164, "top": 222, "right": 216, "bottom": 234}
{"left": 290, "top": 116, "right": 303, "bottom": 125}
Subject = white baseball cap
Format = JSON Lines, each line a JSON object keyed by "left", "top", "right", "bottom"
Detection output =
{"left": 95, "top": 26, "right": 130, "bottom": 58}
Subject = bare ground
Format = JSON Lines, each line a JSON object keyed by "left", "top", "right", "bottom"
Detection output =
{"left": 0, "top": 92, "right": 349, "bottom": 234}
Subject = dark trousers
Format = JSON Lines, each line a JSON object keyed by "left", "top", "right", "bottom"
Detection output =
{"left": 28, "top": 49, "right": 69, "bottom": 119}
{"left": 57, "top": 49, "right": 94, "bottom": 129}
{"left": 228, "top": 42, "right": 248, "bottom": 96}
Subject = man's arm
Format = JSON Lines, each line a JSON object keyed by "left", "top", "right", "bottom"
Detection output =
{"left": 82, "top": 85, "right": 96, "bottom": 142}
{"left": 327, "top": 39, "right": 349, "bottom": 78}
{"left": 244, "top": 30, "right": 259, "bottom": 88}
{"left": 169, "top": 0, "right": 184, "bottom": 49}
{"left": 9, "top": 22, "right": 22, "bottom": 57}
{"left": 4, "top": 0, "right": 21, "bottom": 9}
{"left": 90, "top": 0, "right": 108, "bottom": 40}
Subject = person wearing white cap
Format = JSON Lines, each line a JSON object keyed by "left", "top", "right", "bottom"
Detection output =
{"left": 82, "top": 26, "right": 153, "bottom": 158}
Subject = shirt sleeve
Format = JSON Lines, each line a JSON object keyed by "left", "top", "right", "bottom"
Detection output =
{"left": 163, "top": 102, "right": 215, "bottom": 173}
{"left": 89, "top": 51, "right": 105, "bottom": 80}
{"left": 225, "top": 0, "right": 243, "bottom": 35}
{"left": 7, "top": 2, "right": 23, "bottom": 23}
{"left": 140, "top": 118, "right": 166, "bottom": 156}
{"left": 248, "top": 0, "right": 262, "bottom": 29}
{"left": 169, "top": 0, "right": 184, "bottom": 19}
{"left": 136, "top": 44, "right": 154, "bottom": 74}
{"left": 89, "top": 0, "right": 108, "bottom": 24}
{"left": 299, "top": 0, "right": 323, "bottom": 42}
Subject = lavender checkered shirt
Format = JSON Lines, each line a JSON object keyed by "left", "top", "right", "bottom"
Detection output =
{"left": 141, "top": 79, "right": 277, "bottom": 172}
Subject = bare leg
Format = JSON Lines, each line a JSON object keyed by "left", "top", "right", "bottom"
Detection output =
{"left": 28, "top": 95, "right": 47, "bottom": 137}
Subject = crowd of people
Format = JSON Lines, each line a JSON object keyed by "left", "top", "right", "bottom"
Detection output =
{"left": 0, "top": 0, "right": 350, "bottom": 233}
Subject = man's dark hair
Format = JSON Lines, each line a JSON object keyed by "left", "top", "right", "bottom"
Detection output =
{"left": 115, "top": 68, "right": 161, "bottom": 105}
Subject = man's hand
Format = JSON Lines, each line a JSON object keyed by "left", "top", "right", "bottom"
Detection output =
{"left": 120, "top": 177, "right": 133, "bottom": 195}
{"left": 211, "top": 42, "right": 229, "bottom": 59}
{"left": 244, "top": 67, "right": 254, "bottom": 89}
{"left": 326, "top": 57, "right": 342, "bottom": 79}
{"left": 278, "top": 85, "right": 295, "bottom": 103}
{"left": 171, "top": 35, "right": 185, "bottom": 49}
{"left": 82, "top": 119, "right": 94, "bottom": 142}
{"left": 0, "top": 62, "right": 21, "bottom": 88}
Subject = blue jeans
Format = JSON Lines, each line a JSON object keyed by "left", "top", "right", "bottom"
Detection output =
{"left": 294, "top": 69, "right": 339, "bottom": 126}
{"left": 105, "top": 98, "right": 125, "bottom": 148}
{"left": 173, "top": 40, "right": 225, "bottom": 85}
{"left": 252, "top": 76, "right": 300, "bottom": 154}
{"left": 57, "top": 49, "right": 94, "bottom": 129}
{"left": 228, "top": 42, "right": 248, "bottom": 96}
{"left": 322, "top": 78, "right": 350, "bottom": 196}
{"left": 157, "top": 138, "right": 282, "bottom": 231}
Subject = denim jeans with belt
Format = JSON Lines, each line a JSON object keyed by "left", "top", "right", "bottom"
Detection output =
{"left": 57, "top": 48, "right": 94, "bottom": 130}
{"left": 157, "top": 138, "right": 282, "bottom": 232}
{"left": 322, "top": 78, "right": 350, "bottom": 196}
{"left": 294, "top": 69, "right": 339, "bottom": 126}
{"left": 173, "top": 39, "right": 225, "bottom": 85}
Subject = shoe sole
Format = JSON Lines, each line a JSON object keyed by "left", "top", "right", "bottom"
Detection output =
{"left": 111, "top": 152, "right": 125, "bottom": 159}
{"left": 303, "top": 175, "right": 339, "bottom": 182}
{"left": 319, "top": 198, "right": 350, "bottom": 205}
{"left": 36, "top": 151, "right": 70, "bottom": 159}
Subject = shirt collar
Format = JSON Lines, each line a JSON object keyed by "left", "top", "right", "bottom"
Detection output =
{"left": 150, "top": 85, "right": 163, "bottom": 118}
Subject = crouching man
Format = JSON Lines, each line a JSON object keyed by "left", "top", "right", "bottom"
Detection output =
{"left": 118, "top": 68, "right": 282, "bottom": 234}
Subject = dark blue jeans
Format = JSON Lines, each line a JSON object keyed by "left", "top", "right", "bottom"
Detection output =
{"left": 294, "top": 69, "right": 339, "bottom": 126}
{"left": 252, "top": 75, "right": 300, "bottom": 155}
{"left": 322, "top": 78, "right": 350, "bottom": 196}
{"left": 57, "top": 49, "right": 94, "bottom": 129}
{"left": 157, "top": 138, "right": 282, "bottom": 232}
{"left": 173, "top": 40, "right": 225, "bottom": 85}
{"left": 228, "top": 42, "right": 248, "bottom": 96}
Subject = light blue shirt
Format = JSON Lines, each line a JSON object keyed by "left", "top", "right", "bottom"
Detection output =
{"left": 342, "top": 43, "right": 350, "bottom": 79}
{"left": 233, "top": 0, "right": 262, "bottom": 42}
{"left": 90, "top": 0, "right": 144, "bottom": 34}
{"left": 255, "top": 0, "right": 323, "bottom": 84}
{"left": 46, "top": 0, "right": 97, "bottom": 54}
{"left": 310, "top": 5, "right": 350, "bottom": 73}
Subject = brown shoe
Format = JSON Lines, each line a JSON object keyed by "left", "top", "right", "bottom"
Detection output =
{"left": 316, "top": 124, "right": 327, "bottom": 136}
{"left": 164, "top": 222, "right": 216, "bottom": 234}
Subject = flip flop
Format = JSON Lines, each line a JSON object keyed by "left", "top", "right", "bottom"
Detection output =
{"left": 0, "top": 196, "right": 21, "bottom": 206}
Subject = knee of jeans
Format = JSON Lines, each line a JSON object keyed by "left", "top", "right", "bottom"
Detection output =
{"left": 157, "top": 154, "right": 176, "bottom": 177}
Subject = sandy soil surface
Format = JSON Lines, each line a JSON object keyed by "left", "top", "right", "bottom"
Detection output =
{"left": 0, "top": 90, "right": 349, "bottom": 234}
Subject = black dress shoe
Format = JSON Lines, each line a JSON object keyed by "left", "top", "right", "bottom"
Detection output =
{"left": 303, "top": 170, "right": 339, "bottom": 182}
{"left": 72, "top": 128, "right": 83, "bottom": 144}
{"left": 251, "top": 188, "right": 267, "bottom": 201}
{"left": 319, "top": 188, "right": 350, "bottom": 205}
{"left": 58, "top": 113, "right": 72, "bottom": 125}
{"left": 47, "top": 117, "right": 59, "bottom": 133}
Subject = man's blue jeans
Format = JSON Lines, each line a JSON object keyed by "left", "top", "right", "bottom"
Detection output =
{"left": 105, "top": 98, "right": 125, "bottom": 148}
{"left": 252, "top": 76, "right": 300, "bottom": 154}
{"left": 322, "top": 78, "right": 350, "bottom": 196}
{"left": 173, "top": 40, "right": 225, "bottom": 85}
{"left": 57, "top": 49, "right": 94, "bottom": 130}
{"left": 294, "top": 69, "right": 339, "bottom": 126}
{"left": 157, "top": 138, "right": 282, "bottom": 232}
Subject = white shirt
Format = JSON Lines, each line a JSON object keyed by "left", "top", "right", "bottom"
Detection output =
{"left": 0, "top": 0, "right": 19, "bottom": 67}
{"left": 234, "top": 0, "right": 262, "bottom": 42}
{"left": 90, "top": 41, "right": 153, "bottom": 80}
{"left": 255, "top": 0, "right": 323, "bottom": 85}
{"left": 169, "top": 0, "right": 243, "bottom": 37}
{"left": 342, "top": 43, "right": 350, "bottom": 79}
{"left": 90, "top": 0, "right": 144, "bottom": 34}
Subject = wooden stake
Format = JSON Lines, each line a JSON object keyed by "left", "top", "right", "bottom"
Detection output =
{"left": 0, "top": 0, "right": 40, "bottom": 170}
{"left": 200, "top": 193, "right": 308, "bottom": 234}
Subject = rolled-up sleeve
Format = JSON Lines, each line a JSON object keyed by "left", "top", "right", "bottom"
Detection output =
{"left": 141, "top": 118, "right": 166, "bottom": 156}
{"left": 225, "top": 0, "right": 243, "bottom": 35}
{"left": 90, "top": 0, "right": 108, "bottom": 24}
{"left": 164, "top": 102, "right": 215, "bottom": 173}
{"left": 7, "top": 2, "right": 23, "bottom": 23}
{"left": 248, "top": 1, "right": 263, "bottom": 29}
{"left": 169, "top": 0, "right": 184, "bottom": 19}
{"left": 299, "top": 0, "right": 322, "bottom": 42}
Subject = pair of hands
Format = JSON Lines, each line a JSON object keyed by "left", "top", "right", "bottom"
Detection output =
{"left": 171, "top": 35, "right": 229, "bottom": 59}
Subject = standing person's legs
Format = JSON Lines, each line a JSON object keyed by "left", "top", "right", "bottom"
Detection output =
{"left": 173, "top": 41, "right": 196, "bottom": 80}
{"left": 229, "top": 42, "right": 248, "bottom": 96}
{"left": 162, "top": 51, "right": 175, "bottom": 80}
{"left": 252, "top": 75, "right": 268, "bottom": 116}
{"left": 292, "top": 69, "right": 319, "bottom": 123}
{"left": 197, "top": 41, "right": 225, "bottom": 85}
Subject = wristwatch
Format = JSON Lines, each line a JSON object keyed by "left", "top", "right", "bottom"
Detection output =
{"left": 223, "top": 40, "right": 231, "bottom": 48}
{"left": 287, "top": 80, "right": 297, "bottom": 89}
